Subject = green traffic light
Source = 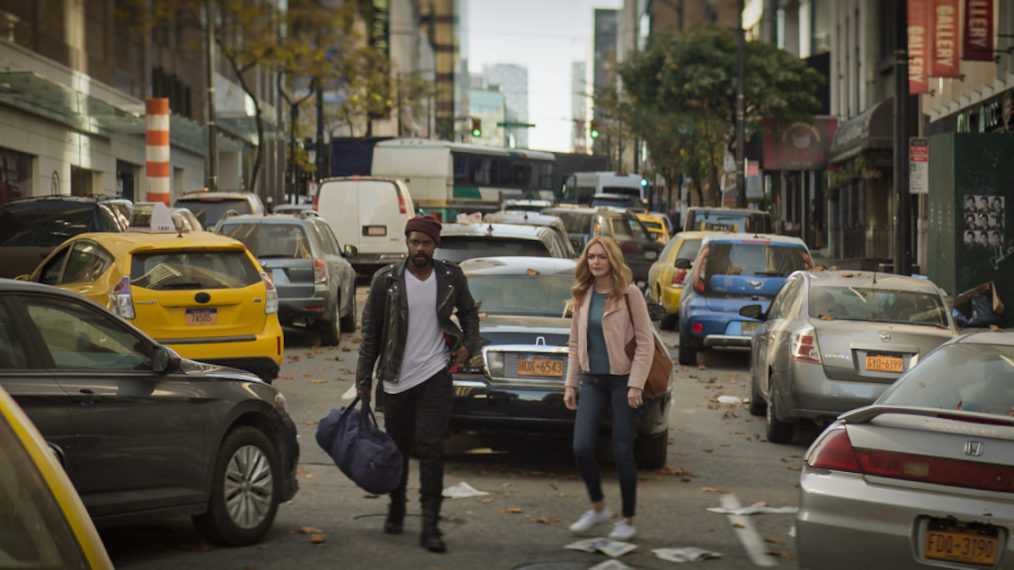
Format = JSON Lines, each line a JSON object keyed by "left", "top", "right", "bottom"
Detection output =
{"left": 590, "top": 129, "right": 599, "bottom": 139}
{"left": 472, "top": 129, "right": 481, "bottom": 137}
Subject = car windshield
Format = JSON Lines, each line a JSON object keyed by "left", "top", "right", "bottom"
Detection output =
{"left": 0, "top": 203, "right": 98, "bottom": 246}
{"left": 675, "top": 238, "right": 703, "bottom": 262}
{"left": 175, "top": 198, "right": 253, "bottom": 227}
{"left": 878, "top": 343, "right": 1014, "bottom": 415}
{"left": 219, "top": 223, "right": 312, "bottom": 259}
{"left": 703, "top": 242, "right": 809, "bottom": 277}
{"left": 808, "top": 286, "right": 948, "bottom": 326}
{"left": 467, "top": 275, "right": 574, "bottom": 317}
{"left": 550, "top": 211, "right": 593, "bottom": 234}
{"left": 130, "top": 250, "right": 260, "bottom": 290}
{"left": 435, "top": 237, "right": 551, "bottom": 263}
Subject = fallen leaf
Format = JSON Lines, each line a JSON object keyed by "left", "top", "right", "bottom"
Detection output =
{"left": 990, "top": 324, "right": 1003, "bottom": 332}
{"left": 502, "top": 508, "right": 523, "bottom": 514}
{"left": 306, "top": 533, "right": 327, "bottom": 544}
{"left": 303, "top": 420, "right": 318, "bottom": 425}
{"left": 764, "top": 536, "right": 785, "bottom": 544}
{"left": 698, "top": 364, "right": 707, "bottom": 370}
{"left": 481, "top": 498, "right": 495, "bottom": 503}
{"left": 787, "top": 466, "right": 801, "bottom": 471}
{"left": 701, "top": 487, "right": 730, "bottom": 494}
{"left": 179, "top": 540, "right": 212, "bottom": 552}
{"left": 311, "top": 379, "right": 328, "bottom": 384}
{"left": 341, "top": 347, "right": 353, "bottom": 352}
{"left": 536, "top": 517, "right": 560, "bottom": 524}
{"left": 766, "top": 551, "right": 793, "bottom": 559}
{"left": 301, "top": 526, "right": 323, "bottom": 534}
{"left": 732, "top": 523, "right": 745, "bottom": 529}
{"left": 279, "top": 375, "right": 294, "bottom": 380}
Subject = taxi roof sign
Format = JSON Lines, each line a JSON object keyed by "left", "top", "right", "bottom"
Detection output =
{"left": 150, "top": 202, "right": 177, "bottom": 233}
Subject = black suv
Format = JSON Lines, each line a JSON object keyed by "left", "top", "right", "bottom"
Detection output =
{"left": 216, "top": 213, "right": 359, "bottom": 345}
{"left": 0, "top": 196, "right": 129, "bottom": 279}
{"left": 542, "top": 206, "right": 662, "bottom": 283}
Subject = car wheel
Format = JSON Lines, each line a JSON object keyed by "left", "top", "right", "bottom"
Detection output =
{"left": 634, "top": 431, "right": 668, "bottom": 469}
{"left": 659, "top": 301, "right": 678, "bottom": 331}
{"left": 748, "top": 373, "right": 766, "bottom": 416}
{"left": 765, "top": 380, "right": 795, "bottom": 444}
{"left": 339, "top": 297, "right": 356, "bottom": 333}
{"left": 318, "top": 302, "right": 341, "bottom": 346}
{"left": 677, "top": 331, "right": 697, "bottom": 366}
{"left": 193, "top": 426, "right": 281, "bottom": 546}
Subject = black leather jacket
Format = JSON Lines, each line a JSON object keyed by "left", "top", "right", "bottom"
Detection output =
{"left": 355, "top": 258, "right": 480, "bottom": 391}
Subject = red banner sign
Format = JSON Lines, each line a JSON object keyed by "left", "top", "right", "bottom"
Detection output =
{"left": 762, "top": 117, "right": 838, "bottom": 171}
{"left": 932, "top": 0, "right": 960, "bottom": 77}
{"left": 963, "top": 0, "right": 993, "bottom": 61}
{"left": 908, "top": 0, "right": 930, "bottom": 94}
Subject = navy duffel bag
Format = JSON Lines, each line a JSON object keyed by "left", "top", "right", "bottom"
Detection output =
{"left": 315, "top": 396, "right": 403, "bottom": 495}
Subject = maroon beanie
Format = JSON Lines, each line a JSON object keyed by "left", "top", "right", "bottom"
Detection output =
{"left": 405, "top": 215, "right": 442, "bottom": 245}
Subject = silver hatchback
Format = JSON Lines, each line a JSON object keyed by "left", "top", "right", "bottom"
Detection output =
{"left": 744, "top": 269, "right": 959, "bottom": 443}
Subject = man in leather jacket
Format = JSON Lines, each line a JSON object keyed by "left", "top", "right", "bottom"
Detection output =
{"left": 355, "top": 215, "right": 479, "bottom": 553}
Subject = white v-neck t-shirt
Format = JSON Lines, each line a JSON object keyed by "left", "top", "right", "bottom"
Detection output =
{"left": 384, "top": 269, "right": 449, "bottom": 394}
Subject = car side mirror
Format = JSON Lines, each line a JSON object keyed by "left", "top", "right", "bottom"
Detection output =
{"left": 563, "top": 300, "right": 575, "bottom": 319}
{"left": 153, "top": 345, "right": 181, "bottom": 373}
{"left": 646, "top": 301, "right": 667, "bottom": 322}
{"left": 738, "top": 304, "right": 765, "bottom": 320}
{"left": 674, "top": 258, "right": 692, "bottom": 270}
{"left": 343, "top": 244, "right": 359, "bottom": 258}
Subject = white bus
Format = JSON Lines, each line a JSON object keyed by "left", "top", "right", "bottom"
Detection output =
{"left": 561, "top": 171, "right": 646, "bottom": 206}
{"left": 371, "top": 138, "right": 556, "bottom": 220}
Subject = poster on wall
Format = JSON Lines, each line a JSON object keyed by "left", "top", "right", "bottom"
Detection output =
{"left": 0, "top": 148, "right": 31, "bottom": 206}
{"left": 962, "top": 194, "right": 1005, "bottom": 249}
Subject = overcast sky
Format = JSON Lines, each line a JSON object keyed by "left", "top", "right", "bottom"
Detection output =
{"left": 465, "top": 0, "right": 622, "bottom": 152}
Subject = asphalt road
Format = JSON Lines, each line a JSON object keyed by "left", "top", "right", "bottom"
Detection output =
{"left": 100, "top": 286, "right": 822, "bottom": 569}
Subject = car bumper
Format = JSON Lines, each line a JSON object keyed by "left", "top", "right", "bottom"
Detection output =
{"left": 161, "top": 321, "right": 284, "bottom": 381}
{"left": 797, "top": 466, "right": 1014, "bottom": 569}
{"left": 278, "top": 294, "right": 332, "bottom": 325}
{"left": 659, "top": 285, "right": 682, "bottom": 315}
{"left": 778, "top": 362, "right": 893, "bottom": 422}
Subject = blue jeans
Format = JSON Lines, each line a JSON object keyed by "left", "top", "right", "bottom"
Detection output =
{"left": 572, "top": 373, "right": 637, "bottom": 518}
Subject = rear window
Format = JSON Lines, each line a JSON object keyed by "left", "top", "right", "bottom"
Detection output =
{"left": 703, "top": 242, "right": 809, "bottom": 278}
{"left": 675, "top": 238, "right": 702, "bottom": 263}
{"left": 435, "top": 237, "right": 551, "bottom": 263}
{"left": 218, "top": 223, "right": 312, "bottom": 259}
{"left": 686, "top": 209, "right": 772, "bottom": 233}
{"left": 808, "top": 285, "right": 948, "bottom": 327}
{"left": 175, "top": 198, "right": 254, "bottom": 227}
{"left": 551, "top": 212, "right": 593, "bottom": 234}
{"left": 0, "top": 202, "right": 102, "bottom": 246}
{"left": 130, "top": 250, "right": 260, "bottom": 290}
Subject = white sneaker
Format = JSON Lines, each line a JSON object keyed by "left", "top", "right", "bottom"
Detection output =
{"left": 569, "top": 506, "right": 612, "bottom": 533}
{"left": 608, "top": 519, "right": 637, "bottom": 540}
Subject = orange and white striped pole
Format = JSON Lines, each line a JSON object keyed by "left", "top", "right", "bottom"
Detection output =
{"left": 145, "top": 98, "right": 170, "bottom": 205}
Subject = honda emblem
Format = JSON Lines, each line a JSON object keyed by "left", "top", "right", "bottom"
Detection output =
{"left": 964, "top": 441, "right": 984, "bottom": 457}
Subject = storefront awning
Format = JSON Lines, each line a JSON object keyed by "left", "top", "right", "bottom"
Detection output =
{"left": 828, "top": 98, "right": 894, "bottom": 163}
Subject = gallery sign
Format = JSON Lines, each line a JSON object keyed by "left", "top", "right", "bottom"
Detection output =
{"left": 762, "top": 117, "right": 839, "bottom": 171}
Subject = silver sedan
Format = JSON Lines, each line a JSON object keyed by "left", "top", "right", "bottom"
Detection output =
{"left": 744, "top": 270, "right": 959, "bottom": 443}
{"left": 797, "top": 331, "right": 1014, "bottom": 569}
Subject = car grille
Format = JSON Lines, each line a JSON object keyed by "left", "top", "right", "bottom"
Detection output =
{"left": 483, "top": 345, "right": 569, "bottom": 384}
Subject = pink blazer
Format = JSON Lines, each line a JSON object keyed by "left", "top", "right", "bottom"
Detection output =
{"left": 565, "top": 283, "right": 654, "bottom": 390}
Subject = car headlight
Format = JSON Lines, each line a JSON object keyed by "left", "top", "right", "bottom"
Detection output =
{"left": 486, "top": 351, "right": 504, "bottom": 377}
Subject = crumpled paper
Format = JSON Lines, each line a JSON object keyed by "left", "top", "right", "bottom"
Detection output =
{"left": 706, "top": 501, "right": 798, "bottom": 515}
{"left": 442, "top": 481, "right": 489, "bottom": 498}
{"left": 590, "top": 559, "right": 634, "bottom": 570}
{"left": 716, "top": 395, "right": 748, "bottom": 405}
{"left": 652, "top": 547, "right": 723, "bottom": 562}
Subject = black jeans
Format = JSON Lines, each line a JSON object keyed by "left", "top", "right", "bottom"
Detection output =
{"left": 572, "top": 373, "right": 637, "bottom": 518}
{"left": 382, "top": 369, "right": 452, "bottom": 522}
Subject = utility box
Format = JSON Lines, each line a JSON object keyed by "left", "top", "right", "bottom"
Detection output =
{"left": 926, "top": 133, "right": 1014, "bottom": 326}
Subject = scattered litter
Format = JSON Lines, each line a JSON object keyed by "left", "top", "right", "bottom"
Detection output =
{"left": 564, "top": 538, "right": 638, "bottom": 558}
{"left": 652, "top": 547, "right": 723, "bottom": 562}
{"left": 706, "top": 501, "right": 798, "bottom": 515}
{"left": 590, "top": 559, "right": 634, "bottom": 570}
{"left": 716, "top": 395, "right": 748, "bottom": 405}
{"left": 442, "top": 481, "right": 489, "bottom": 498}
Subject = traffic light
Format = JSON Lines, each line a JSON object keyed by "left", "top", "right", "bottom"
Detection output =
{"left": 590, "top": 119, "right": 600, "bottom": 139}
{"left": 640, "top": 178, "right": 649, "bottom": 188}
{"left": 471, "top": 118, "right": 482, "bottom": 137}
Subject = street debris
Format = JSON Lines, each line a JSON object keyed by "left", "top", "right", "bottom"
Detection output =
{"left": 442, "top": 480, "right": 489, "bottom": 498}
{"left": 716, "top": 395, "right": 748, "bottom": 405}
{"left": 590, "top": 560, "right": 634, "bottom": 570}
{"left": 651, "top": 547, "right": 723, "bottom": 562}
{"left": 706, "top": 501, "right": 798, "bottom": 515}
{"left": 564, "top": 537, "right": 638, "bottom": 558}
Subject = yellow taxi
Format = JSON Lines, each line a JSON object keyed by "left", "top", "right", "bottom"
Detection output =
{"left": 0, "top": 385, "right": 113, "bottom": 569}
{"left": 27, "top": 227, "right": 284, "bottom": 381}
{"left": 646, "top": 230, "right": 713, "bottom": 330}
{"left": 637, "top": 212, "right": 673, "bottom": 243}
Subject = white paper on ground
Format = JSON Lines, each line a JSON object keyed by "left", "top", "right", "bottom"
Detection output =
{"left": 442, "top": 481, "right": 490, "bottom": 498}
{"left": 652, "top": 547, "right": 723, "bottom": 562}
{"left": 706, "top": 501, "right": 798, "bottom": 515}
{"left": 590, "top": 559, "right": 634, "bottom": 570}
{"left": 563, "top": 538, "right": 637, "bottom": 558}
{"left": 717, "top": 395, "right": 748, "bottom": 404}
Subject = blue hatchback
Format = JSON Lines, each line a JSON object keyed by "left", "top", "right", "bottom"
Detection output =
{"left": 678, "top": 233, "right": 812, "bottom": 365}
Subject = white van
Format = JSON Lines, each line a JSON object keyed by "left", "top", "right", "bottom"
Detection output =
{"left": 562, "top": 171, "right": 646, "bottom": 207}
{"left": 314, "top": 176, "right": 416, "bottom": 275}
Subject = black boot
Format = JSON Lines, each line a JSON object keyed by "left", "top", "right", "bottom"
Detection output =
{"left": 420, "top": 521, "right": 446, "bottom": 553}
{"left": 384, "top": 497, "right": 405, "bottom": 535}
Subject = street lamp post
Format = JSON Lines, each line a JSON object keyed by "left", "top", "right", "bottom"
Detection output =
{"left": 735, "top": 0, "right": 746, "bottom": 208}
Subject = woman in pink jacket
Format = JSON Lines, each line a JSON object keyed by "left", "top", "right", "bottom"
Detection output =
{"left": 563, "top": 235, "right": 654, "bottom": 541}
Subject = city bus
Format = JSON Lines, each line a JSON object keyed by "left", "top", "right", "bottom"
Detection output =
{"left": 370, "top": 138, "right": 556, "bottom": 220}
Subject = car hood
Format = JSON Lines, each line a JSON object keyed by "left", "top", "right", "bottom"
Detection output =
{"left": 178, "top": 357, "right": 267, "bottom": 383}
{"left": 477, "top": 314, "right": 571, "bottom": 347}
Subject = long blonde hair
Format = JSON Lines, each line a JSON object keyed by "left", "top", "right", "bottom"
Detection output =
{"left": 572, "top": 235, "right": 632, "bottom": 307}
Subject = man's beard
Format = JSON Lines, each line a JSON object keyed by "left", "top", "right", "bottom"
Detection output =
{"left": 410, "top": 252, "right": 432, "bottom": 268}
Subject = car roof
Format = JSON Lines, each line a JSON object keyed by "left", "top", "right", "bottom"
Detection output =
{"left": 952, "top": 330, "right": 1014, "bottom": 346}
{"left": 700, "top": 232, "right": 808, "bottom": 247}
{"left": 68, "top": 230, "right": 248, "bottom": 253}
{"left": 4, "top": 195, "right": 117, "bottom": 206}
{"left": 485, "top": 211, "right": 563, "bottom": 226}
{"left": 461, "top": 256, "right": 577, "bottom": 276}
{"left": 687, "top": 206, "right": 766, "bottom": 215}
{"left": 175, "top": 191, "right": 259, "bottom": 201}
{"left": 803, "top": 270, "right": 943, "bottom": 293}
{"left": 440, "top": 222, "right": 551, "bottom": 239}
{"left": 542, "top": 206, "right": 631, "bottom": 216}
{"left": 674, "top": 230, "right": 725, "bottom": 240}
{"left": 217, "top": 214, "right": 316, "bottom": 224}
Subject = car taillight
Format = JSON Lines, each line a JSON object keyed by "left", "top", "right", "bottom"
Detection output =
{"left": 692, "top": 322, "right": 703, "bottom": 334}
{"left": 806, "top": 426, "right": 861, "bottom": 472}
{"left": 109, "top": 275, "right": 135, "bottom": 319}
{"left": 671, "top": 268, "right": 687, "bottom": 286}
{"left": 313, "top": 258, "right": 328, "bottom": 284}
{"left": 397, "top": 193, "right": 407, "bottom": 215}
{"left": 312, "top": 195, "right": 319, "bottom": 209}
{"left": 790, "top": 330, "right": 821, "bottom": 363}
{"left": 856, "top": 446, "right": 1014, "bottom": 492}
{"left": 261, "top": 271, "right": 278, "bottom": 314}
